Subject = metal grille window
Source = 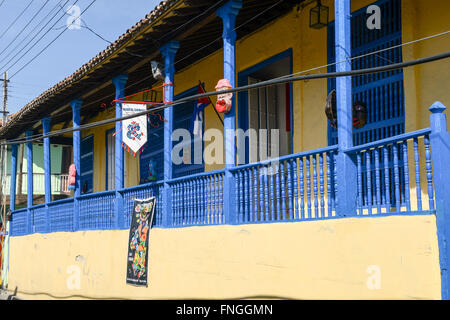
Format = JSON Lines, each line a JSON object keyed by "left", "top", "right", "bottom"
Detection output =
{"left": 327, "top": 0, "right": 404, "bottom": 146}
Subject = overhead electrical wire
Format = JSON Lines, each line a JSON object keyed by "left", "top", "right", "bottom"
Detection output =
{"left": 0, "top": 0, "right": 51, "bottom": 58}
{"left": 0, "top": 0, "right": 66, "bottom": 65}
{"left": 1, "top": 50, "right": 449, "bottom": 146}
{"left": 9, "top": 0, "right": 97, "bottom": 79}
{"left": 0, "top": 0, "right": 73, "bottom": 71}
{"left": 0, "top": 0, "right": 34, "bottom": 41}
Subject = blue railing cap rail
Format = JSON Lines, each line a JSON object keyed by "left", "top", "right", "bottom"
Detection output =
{"left": 167, "top": 168, "right": 226, "bottom": 184}
{"left": 344, "top": 128, "right": 432, "bottom": 154}
{"left": 47, "top": 197, "right": 74, "bottom": 206}
{"left": 77, "top": 189, "right": 116, "bottom": 200}
{"left": 229, "top": 145, "right": 339, "bottom": 172}
{"left": 117, "top": 180, "right": 164, "bottom": 193}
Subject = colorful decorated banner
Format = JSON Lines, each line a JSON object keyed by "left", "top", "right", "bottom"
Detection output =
{"left": 122, "top": 103, "right": 147, "bottom": 157}
{"left": 126, "top": 197, "right": 156, "bottom": 287}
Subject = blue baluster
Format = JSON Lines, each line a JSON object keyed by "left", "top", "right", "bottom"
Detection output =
{"left": 306, "top": 156, "right": 312, "bottom": 218}
{"left": 237, "top": 171, "right": 242, "bottom": 223}
{"left": 313, "top": 155, "right": 319, "bottom": 218}
{"left": 327, "top": 153, "right": 333, "bottom": 217}
{"left": 299, "top": 157, "right": 305, "bottom": 219}
{"left": 264, "top": 166, "right": 269, "bottom": 221}
{"left": 276, "top": 163, "right": 281, "bottom": 221}
{"left": 280, "top": 162, "right": 286, "bottom": 220}
{"left": 424, "top": 135, "right": 435, "bottom": 210}
{"left": 375, "top": 148, "right": 382, "bottom": 214}
{"left": 287, "top": 160, "right": 294, "bottom": 220}
{"left": 258, "top": 167, "right": 264, "bottom": 222}
{"left": 383, "top": 146, "right": 391, "bottom": 211}
{"left": 254, "top": 167, "right": 258, "bottom": 222}
{"left": 333, "top": 152, "right": 337, "bottom": 213}
{"left": 269, "top": 166, "right": 275, "bottom": 221}
{"left": 319, "top": 154, "right": 325, "bottom": 218}
{"left": 293, "top": 158, "right": 299, "bottom": 220}
{"left": 189, "top": 180, "right": 194, "bottom": 224}
{"left": 207, "top": 176, "right": 211, "bottom": 224}
{"left": 413, "top": 137, "right": 422, "bottom": 211}
{"left": 357, "top": 153, "right": 363, "bottom": 215}
{"left": 366, "top": 150, "right": 373, "bottom": 214}
{"left": 244, "top": 170, "right": 249, "bottom": 222}
{"left": 249, "top": 168, "right": 254, "bottom": 222}
{"left": 393, "top": 143, "right": 401, "bottom": 212}
{"left": 402, "top": 140, "right": 411, "bottom": 212}
{"left": 219, "top": 174, "right": 223, "bottom": 224}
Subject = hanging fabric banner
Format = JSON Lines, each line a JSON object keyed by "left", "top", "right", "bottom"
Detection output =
{"left": 126, "top": 197, "right": 156, "bottom": 287}
{"left": 122, "top": 103, "right": 147, "bottom": 157}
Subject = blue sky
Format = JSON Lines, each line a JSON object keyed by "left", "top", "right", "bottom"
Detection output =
{"left": 0, "top": 0, "right": 161, "bottom": 114}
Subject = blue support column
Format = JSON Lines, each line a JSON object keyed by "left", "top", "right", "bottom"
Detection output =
{"left": 160, "top": 41, "right": 179, "bottom": 228}
{"left": 428, "top": 102, "right": 450, "bottom": 300}
{"left": 70, "top": 99, "right": 82, "bottom": 231}
{"left": 9, "top": 144, "right": 17, "bottom": 212}
{"left": 217, "top": 0, "right": 242, "bottom": 225}
{"left": 334, "top": 0, "right": 357, "bottom": 216}
{"left": 42, "top": 117, "right": 51, "bottom": 232}
{"left": 25, "top": 130, "right": 33, "bottom": 234}
{"left": 112, "top": 75, "right": 128, "bottom": 229}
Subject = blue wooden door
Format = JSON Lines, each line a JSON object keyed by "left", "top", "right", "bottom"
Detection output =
{"left": 327, "top": 0, "right": 404, "bottom": 146}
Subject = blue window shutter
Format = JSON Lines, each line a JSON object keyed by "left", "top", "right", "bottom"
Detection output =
{"left": 140, "top": 110, "right": 165, "bottom": 183}
{"left": 80, "top": 135, "right": 94, "bottom": 194}
{"left": 172, "top": 86, "right": 204, "bottom": 179}
{"left": 327, "top": 0, "right": 404, "bottom": 146}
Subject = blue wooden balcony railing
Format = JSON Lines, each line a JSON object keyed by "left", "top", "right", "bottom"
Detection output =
{"left": 230, "top": 146, "right": 338, "bottom": 223}
{"left": 10, "top": 104, "right": 450, "bottom": 237}
{"left": 345, "top": 128, "right": 436, "bottom": 215}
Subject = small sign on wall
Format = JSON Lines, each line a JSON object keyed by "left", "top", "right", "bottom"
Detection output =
{"left": 126, "top": 197, "right": 156, "bottom": 287}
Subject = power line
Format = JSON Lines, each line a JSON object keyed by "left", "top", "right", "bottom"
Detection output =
{"left": 0, "top": 0, "right": 66, "bottom": 65}
{"left": 0, "top": 0, "right": 51, "bottom": 59}
{"left": 0, "top": 1, "right": 6, "bottom": 9}
{"left": 1, "top": 50, "right": 449, "bottom": 146}
{"left": 0, "top": 0, "right": 34, "bottom": 41}
{"left": 9, "top": 0, "right": 98, "bottom": 79}
{"left": 0, "top": 0, "right": 72, "bottom": 71}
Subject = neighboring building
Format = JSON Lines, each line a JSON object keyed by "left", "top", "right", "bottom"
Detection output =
{"left": 0, "top": 0, "right": 449, "bottom": 299}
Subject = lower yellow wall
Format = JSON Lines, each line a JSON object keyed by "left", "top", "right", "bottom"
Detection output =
{"left": 8, "top": 215, "right": 441, "bottom": 300}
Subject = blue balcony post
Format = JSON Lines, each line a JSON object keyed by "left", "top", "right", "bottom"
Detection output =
{"left": 160, "top": 41, "right": 179, "bottom": 228}
{"left": 70, "top": 99, "right": 82, "bottom": 231}
{"left": 25, "top": 130, "right": 33, "bottom": 234}
{"left": 112, "top": 75, "right": 128, "bottom": 229}
{"left": 217, "top": 0, "right": 242, "bottom": 225}
{"left": 9, "top": 144, "right": 18, "bottom": 212}
{"left": 428, "top": 102, "right": 450, "bottom": 300}
{"left": 334, "top": 0, "right": 357, "bottom": 216}
{"left": 42, "top": 117, "right": 51, "bottom": 232}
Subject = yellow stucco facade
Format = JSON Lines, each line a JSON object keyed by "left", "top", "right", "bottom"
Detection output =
{"left": 8, "top": 215, "right": 441, "bottom": 300}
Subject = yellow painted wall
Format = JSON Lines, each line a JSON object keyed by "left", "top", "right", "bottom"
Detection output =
{"left": 402, "top": 0, "right": 450, "bottom": 131}
{"left": 8, "top": 215, "right": 441, "bottom": 300}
